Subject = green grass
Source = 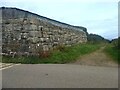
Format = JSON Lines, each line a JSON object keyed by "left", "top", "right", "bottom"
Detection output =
{"left": 104, "top": 44, "right": 120, "bottom": 64}
{"left": 2, "top": 43, "right": 101, "bottom": 64}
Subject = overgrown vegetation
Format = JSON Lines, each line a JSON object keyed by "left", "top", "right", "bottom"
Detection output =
{"left": 104, "top": 37, "right": 120, "bottom": 64}
{"left": 87, "top": 33, "right": 109, "bottom": 44}
{"left": 2, "top": 43, "right": 101, "bottom": 64}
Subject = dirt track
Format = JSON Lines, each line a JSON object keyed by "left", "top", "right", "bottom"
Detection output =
{"left": 73, "top": 46, "right": 118, "bottom": 67}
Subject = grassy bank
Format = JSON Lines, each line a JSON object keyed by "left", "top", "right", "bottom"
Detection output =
{"left": 104, "top": 44, "right": 120, "bottom": 64}
{"left": 2, "top": 43, "right": 101, "bottom": 64}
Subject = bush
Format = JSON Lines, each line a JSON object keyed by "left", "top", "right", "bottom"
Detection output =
{"left": 56, "top": 45, "right": 66, "bottom": 52}
{"left": 38, "top": 51, "right": 51, "bottom": 58}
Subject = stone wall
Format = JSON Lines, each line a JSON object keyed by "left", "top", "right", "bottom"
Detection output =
{"left": 1, "top": 7, "right": 87, "bottom": 56}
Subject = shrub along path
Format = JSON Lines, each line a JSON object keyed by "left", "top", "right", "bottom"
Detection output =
{"left": 72, "top": 46, "right": 118, "bottom": 67}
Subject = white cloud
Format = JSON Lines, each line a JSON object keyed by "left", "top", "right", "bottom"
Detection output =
{"left": 0, "top": 0, "right": 118, "bottom": 39}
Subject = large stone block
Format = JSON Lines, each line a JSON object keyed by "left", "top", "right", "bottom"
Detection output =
{"left": 29, "top": 31, "right": 41, "bottom": 37}
{"left": 1, "top": 7, "right": 87, "bottom": 55}
{"left": 29, "top": 24, "right": 37, "bottom": 30}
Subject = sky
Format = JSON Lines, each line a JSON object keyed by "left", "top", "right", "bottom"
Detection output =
{"left": 0, "top": 0, "right": 119, "bottom": 40}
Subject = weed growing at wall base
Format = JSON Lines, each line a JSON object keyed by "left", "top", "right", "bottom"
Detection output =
{"left": 2, "top": 44, "right": 101, "bottom": 64}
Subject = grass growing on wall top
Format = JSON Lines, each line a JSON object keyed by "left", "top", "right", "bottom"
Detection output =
{"left": 2, "top": 43, "right": 101, "bottom": 64}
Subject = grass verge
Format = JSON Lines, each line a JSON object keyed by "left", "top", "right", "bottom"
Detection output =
{"left": 104, "top": 44, "right": 120, "bottom": 64}
{"left": 2, "top": 43, "right": 101, "bottom": 64}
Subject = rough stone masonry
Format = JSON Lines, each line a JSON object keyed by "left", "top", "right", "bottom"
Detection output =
{"left": 0, "top": 7, "right": 87, "bottom": 56}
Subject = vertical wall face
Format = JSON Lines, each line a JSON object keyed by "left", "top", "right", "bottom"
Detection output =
{"left": 2, "top": 7, "right": 87, "bottom": 55}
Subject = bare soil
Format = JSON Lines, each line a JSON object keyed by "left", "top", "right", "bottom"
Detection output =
{"left": 72, "top": 46, "right": 118, "bottom": 67}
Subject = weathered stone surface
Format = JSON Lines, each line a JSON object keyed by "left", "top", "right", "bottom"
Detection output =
{"left": 1, "top": 7, "right": 87, "bottom": 55}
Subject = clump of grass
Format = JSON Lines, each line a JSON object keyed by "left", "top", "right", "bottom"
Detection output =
{"left": 2, "top": 43, "right": 101, "bottom": 64}
{"left": 104, "top": 44, "right": 120, "bottom": 64}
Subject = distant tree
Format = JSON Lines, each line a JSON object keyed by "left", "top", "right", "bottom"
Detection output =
{"left": 87, "top": 33, "right": 109, "bottom": 44}
{"left": 111, "top": 37, "right": 120, "bottom": 49}
{"left": 118, "top": 37, "right": 120, "bottom": 49}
